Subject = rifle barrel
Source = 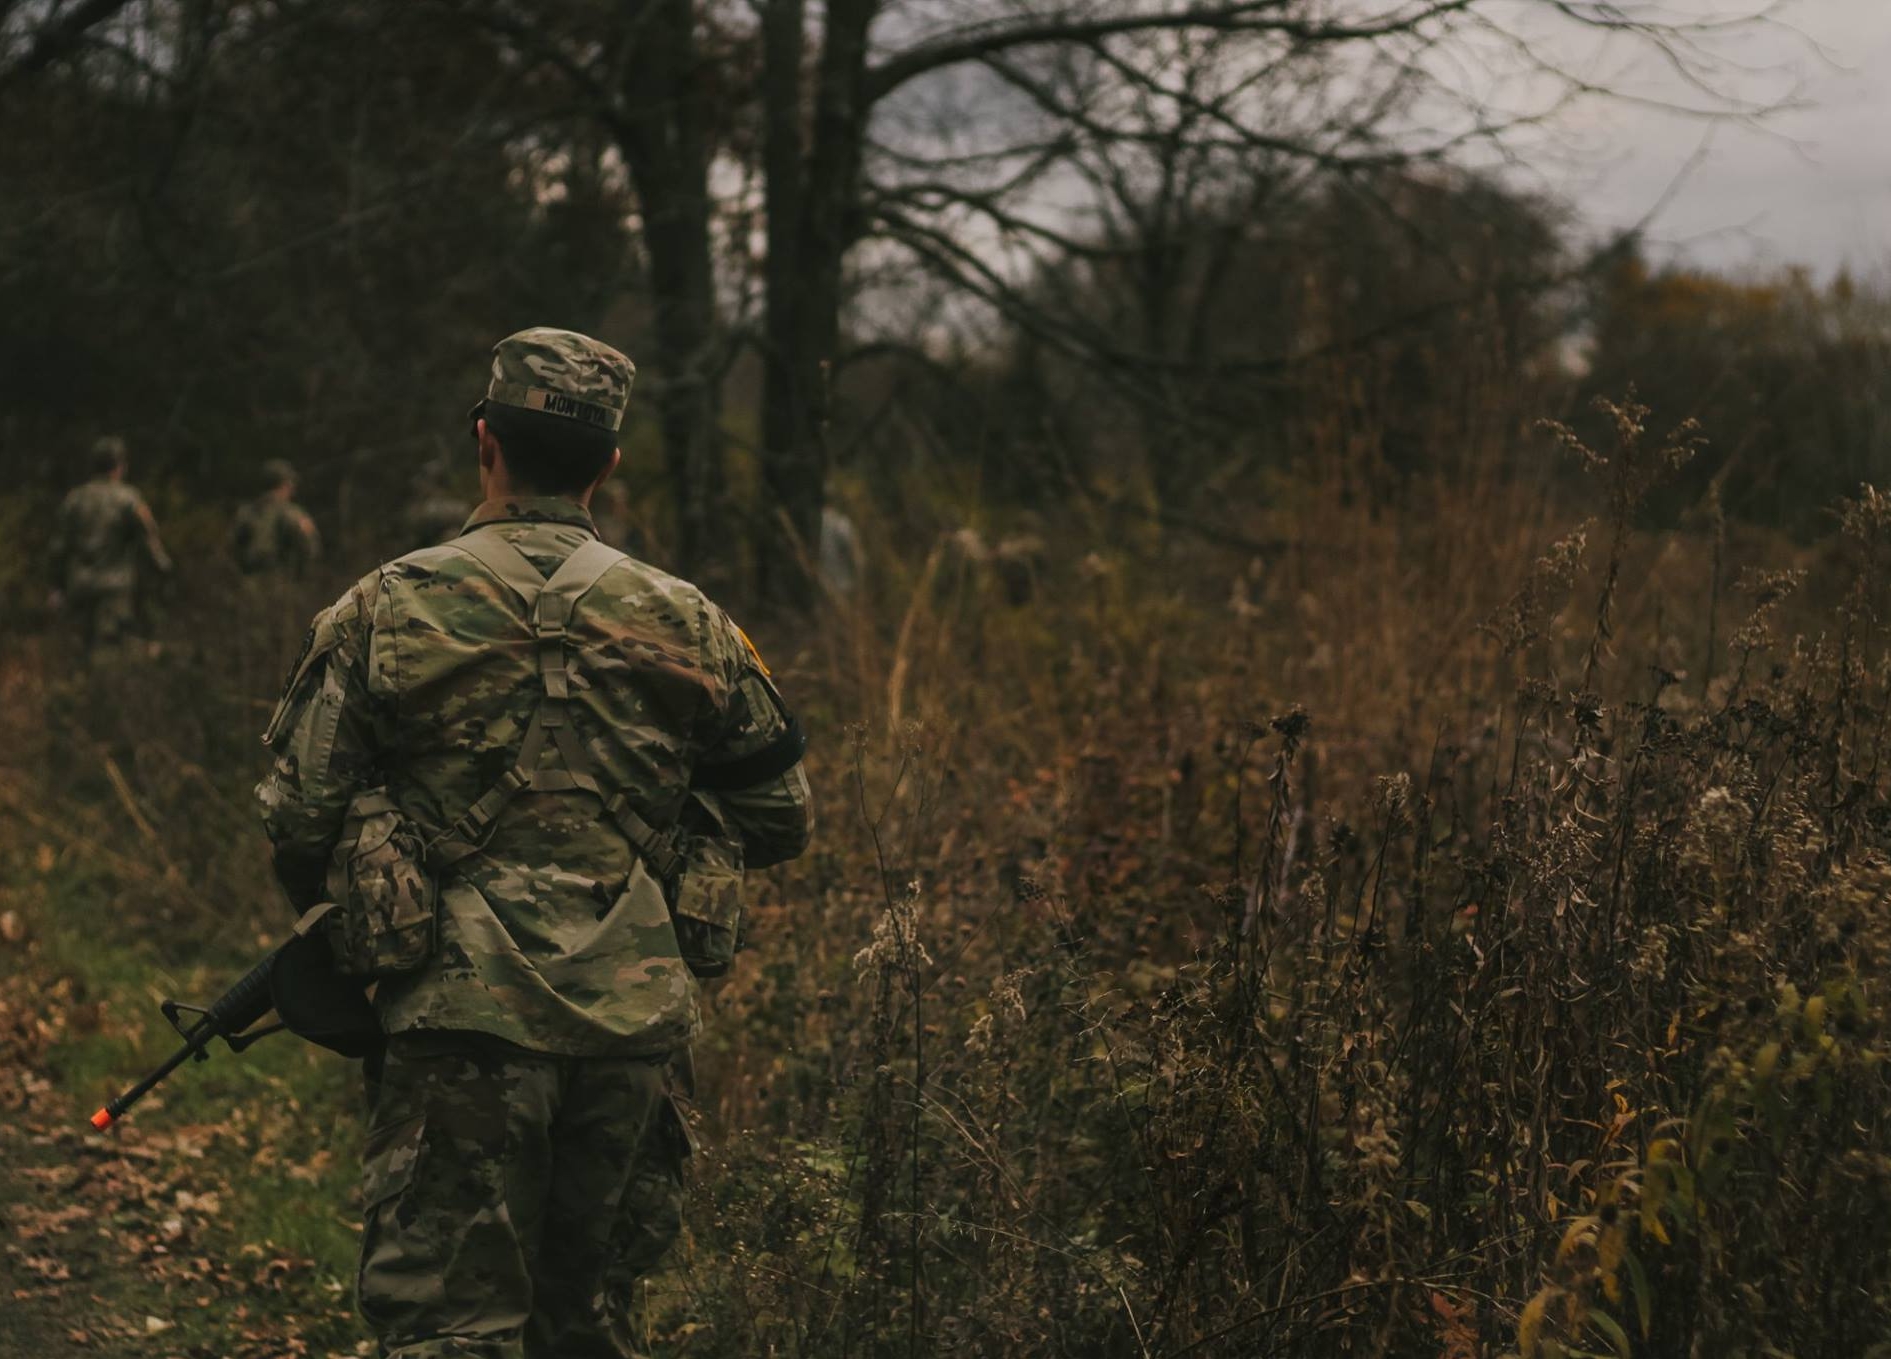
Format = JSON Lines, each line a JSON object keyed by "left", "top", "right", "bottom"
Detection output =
{"left": 90, "top": 1019, "right": 215, "bottom": 1130}
{"left": 87, "top": 943, "right": 293, "bottom": 1132}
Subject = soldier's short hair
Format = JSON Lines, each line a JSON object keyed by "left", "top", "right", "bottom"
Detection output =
{"left": 92, "top": 435, "right": 128, "bottom": 475}
{"left": 480, "top": 402, "right": 617, "bottom": 496}
{"left": 262, "top": 458, "right": 297, "bottom": 491}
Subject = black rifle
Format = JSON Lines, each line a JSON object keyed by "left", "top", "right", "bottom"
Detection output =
{"left": 90, "top": 906, "right": 380, "bottom": 1131}
{"left": 89, "top": 947, "right": 283, "bottom": 1130}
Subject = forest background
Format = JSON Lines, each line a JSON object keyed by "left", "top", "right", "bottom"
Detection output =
{"left": 2, "top": 2, "right": 1890, "bottom": 1357}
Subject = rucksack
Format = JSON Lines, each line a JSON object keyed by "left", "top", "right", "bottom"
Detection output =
{"left": 322, "top": 526, "right": 743, "bottom": 980}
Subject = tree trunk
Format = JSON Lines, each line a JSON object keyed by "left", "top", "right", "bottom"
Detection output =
{"left": 641, "top": 205, "right": 722, "bottom": 578}
{"left": 756, "top": 0, "right": 877, "bottom": 605}
{"left": 615, "top": 0, "right": 726, "bottom": 582}
{"left": 758, "top": 0, "right": 811, "bottom": 602}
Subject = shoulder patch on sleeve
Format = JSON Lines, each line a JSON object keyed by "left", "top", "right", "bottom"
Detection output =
{"left": 733, "top": 623, "right": 771, "bottom": 677}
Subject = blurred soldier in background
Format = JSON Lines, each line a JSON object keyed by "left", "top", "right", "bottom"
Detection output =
{"left": 48, "top": 435, "right": 172, "bottom": 655}
{"left": 818, "top": 503, "right": 864, "bottom": 600}
{"left": 404, "top": 452, "right": 474, "bottom": 547}
{"left": 991, "top": 512, "right": 1048, "bottom": 607}
{"left": 232, "top": 458, "right": 322, "bottom": 577}
{"left": 592, "top": 478, "right": 651, "bottom": 558}
{"left": 231, "top": 458, "right": 323, "bottom": 691}
{"left": 258, "top": 327, "right": 811, "bottom": 1358}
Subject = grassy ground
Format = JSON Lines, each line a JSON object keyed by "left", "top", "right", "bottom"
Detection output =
{"left": 0, "top": 854, "right": 367, "bottom": 1358}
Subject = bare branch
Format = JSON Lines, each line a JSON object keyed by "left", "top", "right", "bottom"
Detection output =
{"left": 866, "top": 0, "right": 1482, "bottom": 105}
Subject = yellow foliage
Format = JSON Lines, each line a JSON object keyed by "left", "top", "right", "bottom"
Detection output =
{"left": 1598, "top": 1220, "right": 1628, "bottom": 1300}
{"left": 1641, "top": 1164, "right": 1672, "bottom": 1246}
{"left": 1556, "top": 1216, "right": 1596, "bottom": 1263}
{"left": 1519, "top": 1287, "right": 1559, "bottom": 1359}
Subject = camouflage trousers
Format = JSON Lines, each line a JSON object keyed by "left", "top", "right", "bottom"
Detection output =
{"left": 358, "top": 1032, "right": 687, "bottom": 1359}
{"left": 606, "top": 1049, "right": 691, "bottom": 1313}
{"left": 67, "top": 585, "right": 136, "bottom": 654}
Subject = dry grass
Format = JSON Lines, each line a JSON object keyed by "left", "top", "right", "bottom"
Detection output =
{"left": 1, "top": 401, "right": 1887, "bottom": 1357}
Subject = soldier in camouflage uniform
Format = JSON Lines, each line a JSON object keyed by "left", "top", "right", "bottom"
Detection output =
{"left": 48, "top": 435, "right": 173, "bottom": 653}
{"left": 230, "top": 457, "right": 323, "bottom": 696}
{"left": 256, "top": 328, "right": 812, "bottom": 1358}
{"left": 232, "top": 458, "right": 322, "bottom": 576}
{"left": 405, "top": 452, "right": 475, "bottom": 548}
{"left": 818, "top": 503, "right": 864, "bottom": 600}
{"left": 591, "top": 479, "right": 650, "bottom": 559}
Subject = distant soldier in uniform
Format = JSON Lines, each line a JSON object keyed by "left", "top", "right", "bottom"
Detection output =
{"left": 232, "top": 458, "right": 321, "bottom": 577}
{"left": 48, "top": 435, "right": 172, "bottom": 653}
{"left": 991, "top": 518, "right": 1048, "bottom": 606}
{"left": 592, "top": 478, "right": 651, "bottom": 559}
{"left": 818, "top": 503, "right": 864, "bottom": 600}
{"left": 231, "top": 458, "right": 322, "bottom": 690}
{"left": 404, "top": 453, "right": 474, "bottom": 548}
{"left": 256, "top": 328, "right": 812, "bottom": 1358}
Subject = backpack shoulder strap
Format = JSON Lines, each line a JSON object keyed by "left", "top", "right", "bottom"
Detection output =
{"left": 537, "top": 537, "right": 624, "bottom": 623}
{"left": 427, "top": 531, "right": 679, "bottom": 878}
{"left": 450, "top": 525, "right": 549, "bottom": 607}
{"left": 528, "top": 538, "right": 624, "bottom": 703}
{"left": 532, "top": 541, "right": 683, "bottom": 880}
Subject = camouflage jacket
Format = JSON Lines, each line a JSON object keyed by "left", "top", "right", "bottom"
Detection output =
{"left": 255, "top": 497, "right": 813, "bottom": 1057}
{"left": 51, "top": 478, "right": 172, "bottom": 595}
{"left": 233, "top": 495, "right": 321, "bottom": 575}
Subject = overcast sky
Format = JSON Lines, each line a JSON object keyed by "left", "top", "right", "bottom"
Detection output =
{"left": 1518, "top": 1, "right": 1891, "bottom": 277}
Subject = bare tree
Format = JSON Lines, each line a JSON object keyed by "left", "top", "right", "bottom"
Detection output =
{"left": 465, "top": 0, "right": 1784, "bottom": 600}
{"left": 18, "top": 0, "right": 1787, "bottom": 598}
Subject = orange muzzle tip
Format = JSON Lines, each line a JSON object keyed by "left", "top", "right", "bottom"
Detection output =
{"left": 90, "top": 1108, "right": 115, "bottom": 1131}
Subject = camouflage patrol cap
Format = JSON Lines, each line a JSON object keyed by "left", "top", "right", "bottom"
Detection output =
{"left": 483, "top": 327, "right": 635, "bottom": 433}
{"left": 262, "top": 458, "right": 296, "bottom": 489}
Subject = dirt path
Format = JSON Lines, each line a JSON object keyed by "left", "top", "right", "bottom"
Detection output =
{"left": 0, "top": 1120, "right": 172, "bottom": 1357}
{"left": 0, "top": 950, "right": 365, "bottom": 1359}
{"left": 1, "top": 982, "right": 193, "bottom": 1356}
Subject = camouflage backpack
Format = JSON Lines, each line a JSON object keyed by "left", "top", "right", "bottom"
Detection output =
{"left": 319, "top": 524, "right": 751, "bottom": 981}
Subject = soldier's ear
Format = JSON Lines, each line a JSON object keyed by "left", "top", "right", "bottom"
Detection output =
{"left": 476, "top": 419, "right": 500, "bottom": 476}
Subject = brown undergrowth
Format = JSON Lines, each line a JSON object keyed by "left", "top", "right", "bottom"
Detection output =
{"left": 2, "top": 397, "right": 1888, "bottom": 1357}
